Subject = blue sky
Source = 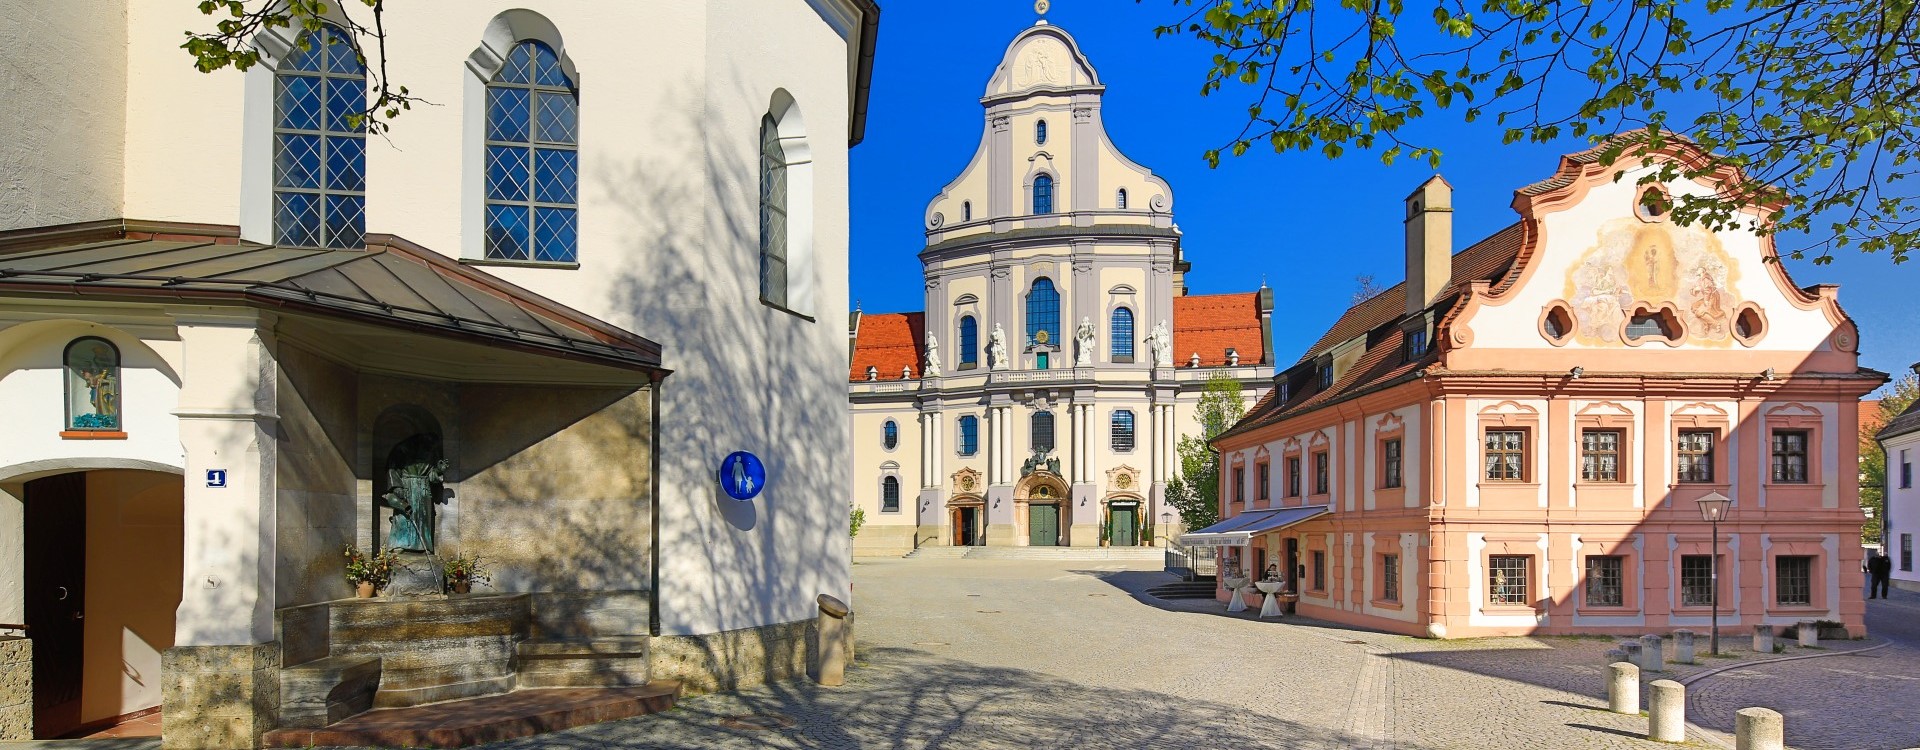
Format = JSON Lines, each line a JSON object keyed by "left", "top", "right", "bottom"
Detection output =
{"left": 848, "top": 1, "right": 1918, "bottom": 393}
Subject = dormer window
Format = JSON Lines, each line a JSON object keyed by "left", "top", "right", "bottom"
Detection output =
{"left": 1276, "top": 381, "right": 1291, "bottom": 402}
{"left": 1405, "top": 329, "right": 1429, "bottom": 360}
{"left": 1036, "top": 119, "right": 1048, "bottom": 145}
{"left": 1318, "top": 362, "right": 1334, "bottom": 389}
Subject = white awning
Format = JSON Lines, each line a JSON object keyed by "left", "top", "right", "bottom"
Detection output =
{"left": 1178, "top": 505, "right": 1331, "bottom": 547}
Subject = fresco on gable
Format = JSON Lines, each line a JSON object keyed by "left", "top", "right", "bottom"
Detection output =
{"left": 1563, "top": 219, "right": 1741, "bottom": 346}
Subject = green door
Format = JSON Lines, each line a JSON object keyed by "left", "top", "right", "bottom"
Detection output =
{"left": 1029, "top": 504, "right": 1059, "bottom": 546}
{"left": 1111, "top": 507, "right": 1138, "bottom": 546}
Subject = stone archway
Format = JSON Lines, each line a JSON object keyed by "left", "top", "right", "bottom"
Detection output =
{"left": 1014, "top": 472, "right": 1069, "bottom": 547}
{"left": 947, "top": 494, "right": 985, "bottom": 547}
{"left": 1103, "top": 493, "right": 1146, "bottom": 546}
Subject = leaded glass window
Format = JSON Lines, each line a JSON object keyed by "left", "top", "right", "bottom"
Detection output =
{"left": 64, "top": 337, "right": 121, "bottom": 432}
{"left": 1032, "top": 173, "right": 1054, "bottom": 214}
{"left": 1582, "top": 430, "right": 1621, "bottom": 482}
{"left": 1110, "top": 307, "right": 1134, "bottom": 361}
{"left": 1111, "top": 410, "right": 1135, "bottom": 451}
{"left": 958, "top": 316, "right": 979, "bottom": 369}
{"left": 1031, "top": 411, "right": 1055, "bottom": 453}
{"left": 1488, "top": 555, "right": 1531, "bottom": 606}
{"left": 883, "top": 420, "right": 898, "bottom": 450}
{"left": 1026, "top": 278, "right": 1060, "bottom": 346}
{"left": 1771, "top": 430, "right": 1809, "bottom": 483}
{"left": 1677, "top": 430, "right": 1716, "bottom": 483}
{"left": 759, "top": 114, "right": 788, "bottom": 304}
{"left": 274, "top": 25, "right": 366, "bottom": 249}
{"left": 881, "top": 476, "right": 900, "bottom": 513}
{"left": 1485, "top": 430, "right": 1526, "bottom": 481}
{"left": 1775, "top": 555, "right": 1813, "bottom": 606}
{"left": 1680, "top": 555, "right": 1715, "bottom": 607}
{"left": 1035, "top": 119, "right": 1048, "bottom": 145}
{"left": 958, "top": 415, "right": 979, "bottom": 456}
{"left": 484, "top": 41, "right": 578, "bottom": 262}
{"left": 1585, "top": 556, "right": 1624, "bottom": 607}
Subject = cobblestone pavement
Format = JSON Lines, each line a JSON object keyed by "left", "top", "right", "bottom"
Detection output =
{"left": 14, "top": 559, "right": 1855, "bottom": 750}
{"left": 1685, "top": 588, "right": 1920, "bottom": 750}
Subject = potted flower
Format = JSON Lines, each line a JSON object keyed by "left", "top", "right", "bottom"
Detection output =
{"left": 442, "top": 553, "right": 491, "bottom": 595}
{"left": 344, "top": 544, "right": 399, "bottom": 598}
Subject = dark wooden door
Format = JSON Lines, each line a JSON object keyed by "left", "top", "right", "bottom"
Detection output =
{"left": 1111, "top": 507, "right": 1138, "bottom": 546}
{"left": 1028, "top": 504, "right": 1058, "bottom": 546}
{"left": 25, "top": 472, "right": 86, "bottom": 739}
{"left": 1285, "top": 537, "right": 1301, "bottom": 592}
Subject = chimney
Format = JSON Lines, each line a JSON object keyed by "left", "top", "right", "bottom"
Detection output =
{"left": 1404, "top": 176, "right": 1453, "bottom": 317}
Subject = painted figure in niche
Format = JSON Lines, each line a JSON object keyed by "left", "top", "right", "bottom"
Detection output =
{"left": 1686, "top": 259, "right": 1731, "bottom": 339}
{"left": 1564, "top": 219, "right": 1741, "bottom": 346}
{"left": 381, "top": 433, "right": 450, "bottom": 554}
{"left": 1571, "top": 257, "right": 1631, "bottom": 343}
{"left": 1624, "top": 227, "right": 1679, "bottom": 301}
{"left": 64, "top": 337, "right": 121, "bottom": 430}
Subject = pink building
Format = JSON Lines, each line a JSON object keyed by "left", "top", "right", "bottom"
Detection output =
{"left": 1199, "top": 140, "right": 1882, "bottom": 638}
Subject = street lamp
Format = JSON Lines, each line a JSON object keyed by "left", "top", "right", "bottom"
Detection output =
{"left": 1695, "top": 491, "right": 1732, "bottom": 655}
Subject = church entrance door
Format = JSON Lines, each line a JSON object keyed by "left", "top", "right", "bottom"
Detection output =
{"left": 1028, "top": 504, "right": 1059, "bottom": 546}
{"left": 1110, "top": 506, "right": 1138, "bottom": 546}
{"left": 953, "top": 506, "right": 983, "bottom": 546}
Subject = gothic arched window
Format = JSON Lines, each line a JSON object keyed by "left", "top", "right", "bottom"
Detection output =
{"left": 958, "top": 315, "right": 979, "bottom": 368}
{"left": 485, "top": 40, "right": 579, "bottom": 262}
{"left": 1110, "top": 307, "right": 1135, "bottom": 361}
{"left": 274, "top": 25, "right": 366, "bottom": 249}
{"left": 1032, "top": 174, "right": 1054, "bottom": 214}
{"left": 1026, "top": 278, "right": 1060, "bottom": 347}
{"left": 65, "top": 337, "right": 121, "bottom": 432}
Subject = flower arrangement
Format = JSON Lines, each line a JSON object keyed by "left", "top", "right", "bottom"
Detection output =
{"left": 344, "top": 544, "right": 400, "bottom": 594}
{"left": 441, "top": 552, "right": 491, "bottom": 594}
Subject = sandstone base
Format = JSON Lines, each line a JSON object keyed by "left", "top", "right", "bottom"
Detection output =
{"left": 162, "top": 643, "right": 281, "bottom": 750}
{"left": 851, "top": 524, "right": 918, "bottom": 557}
{"left": 650, "top": 614, "right": 855, "bottom": 696}
{"left": 0, "top": 638, "right": 30, "bottom": 740}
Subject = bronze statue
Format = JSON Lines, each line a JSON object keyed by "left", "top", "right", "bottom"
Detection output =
{"left": 380, "top": 434, "right": 449, "bottom": 554}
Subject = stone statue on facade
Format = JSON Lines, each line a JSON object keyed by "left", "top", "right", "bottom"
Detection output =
{"left": 988, "top": 323, "right": 1009, "bottom": 370}
{"left": 923, "top": 331, "right": 942, "bottom": 378}
{"left": 1074, "top": 317, "right": 1096, "bottom": 366}
{"left": 381, "top": 433, "right": 450, "bottom": 554}
{"left": 1148, "top": 320, "right": 1173, "bottom": 367}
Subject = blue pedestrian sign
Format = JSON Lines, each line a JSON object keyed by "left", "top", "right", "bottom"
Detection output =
{"left": 718, "top": 452, "right": 766, "bottom": 501}
{"left": 205, "top": 469, "right": 227, "bottom": 488}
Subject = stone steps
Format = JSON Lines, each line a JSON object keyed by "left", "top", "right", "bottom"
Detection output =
{"left": 515, "top": 637, "right": 653, "bottom": 689}
{"left": 278, "top": 655, "right": 382, "bottom": 729}
{"left": 261, "top": 682, "right": 681, "bottom": 749}
{"left": 960, "top": 546, "right": 1167, "bottom": 561}
{"left": 1146, "top": 581, "right": 1220, "bottom": 600}
{"left": 904, "top": 546, "right": 972, "bottom": 558}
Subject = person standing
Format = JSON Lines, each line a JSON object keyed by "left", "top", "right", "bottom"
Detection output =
{"left": 1869, "top": 551, "right": 1894, "bottom": 599}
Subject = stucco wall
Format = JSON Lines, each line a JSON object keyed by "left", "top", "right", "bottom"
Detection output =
{"left": 81, "top": 469, "right": 181, "bottom": 724}
{"left": 0, "top": 0, "right": 127, "bottom": 230}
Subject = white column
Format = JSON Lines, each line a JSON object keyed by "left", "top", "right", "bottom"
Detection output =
{"left": 985, "top": 408, "right": 997, "bottom": 485}
{"left": 1001, "top": 407, "right": 1013, "bottom": 482}
{"left": 1067, "top": 405, "right": 1079, "bottom": 482}
{"left": 173, "top": 313, "right": 279, "bottom": 646}
{"left": 930, "top": 412, "right": 944, "bottom": 484}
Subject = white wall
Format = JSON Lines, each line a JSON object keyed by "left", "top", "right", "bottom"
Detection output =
{"left": 1887, "top": 431, "right": 1920, "bottom": 587}
{"left": 0, "top": 0, "right": 127, "bottom": 230}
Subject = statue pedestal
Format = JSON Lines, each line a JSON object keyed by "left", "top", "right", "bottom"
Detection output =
{"left": 387, "top": 553, "right": 444, "bottom": 599}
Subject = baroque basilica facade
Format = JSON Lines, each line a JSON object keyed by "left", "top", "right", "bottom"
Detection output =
{"left": 849, "top": 20, "right": 1272, "bottom": 556}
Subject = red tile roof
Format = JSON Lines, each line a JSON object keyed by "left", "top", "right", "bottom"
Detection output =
{"left": 1219, "top": 224, "right": 1526, "bottom": 442}
{"left": 849, "top": 312, "right": 924, "bottom": 381}
{"left": 1173, "top": 292, "right": 1267, "bottom": 366}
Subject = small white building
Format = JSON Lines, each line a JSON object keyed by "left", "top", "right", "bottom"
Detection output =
{"left": 0, "top": 2, "right": 877, "bottom": 747}
{"left": 1877, "top": 379, "right": 1920, "bottom": 593}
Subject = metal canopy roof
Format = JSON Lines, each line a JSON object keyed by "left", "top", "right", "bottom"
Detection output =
{"left": 1178, "top": 505, "right": 1331, "bottom": 547}
{"left": 0, "top": 220, "right": 663, "bottom": 374}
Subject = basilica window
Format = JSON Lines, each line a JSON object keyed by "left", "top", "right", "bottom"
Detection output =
{"left": 958, "top": 315, "right": 979, "bottom": 369}
{"left": 274, "top": 25, "right": 366, "bottom": 249}
{"left": 758, "top": 113, "right": 789, "bottom": 301}
{"left": 64, "top": 337, "right": 121, "bottom": 433}
{"left": 958, "top": 415, "right": 979, "bottom": 456}
{"left": 1026, "top": 278, "right": 1061, "bottom": 346}
{"left": 1032, "top": 174, "right": 1054, "bottom": 214}
{"left": 1036, "top": 119, "right": 1048, "bottom": 145}
{"left": 881, "top": 476, "right": 900, "bottom": 513}
{"left": 485, "top": 40, "right": 579, "bottom": 263}
{"left": 883, "top": 420, "right": 899, "bottom": 450}
{"left": 1116, "top": 188, "right": 1128, "bottom": 209}
{"left": 1031, "top": 411, "right": 1056, "bottom": 453}
{"left": 1111, "top": 410, "right": 1135, "bottom": 452}
{"left": 1110, "top": 307, "right": 1135, "bottom": 362}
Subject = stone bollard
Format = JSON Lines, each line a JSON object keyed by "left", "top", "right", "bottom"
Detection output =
{"left": 1622, "top": 640, "right": 1644, "bottom": 668}
{"left": 1796, "top": 620, "right": 1818, "bottom": 648}
{"left": 1672, "top": 629, "right": 1696, "bottom": 664}
{"left": 1752, "top": 624, "right": 1775, "bottom": 654}
{"left": 1640, "top": 634, "right": 1666, "bottom": 672}
{"left": 815, "top": 594, "right": 851, "bottom": 687}
{"left": 1647, "top": 680, "right": 1686, "bottom": 742}
{"left": 1643, "top": 682, "right": 1689, "bottom": 744}
{"left": 1734, "top": 706, "right": 1785, "bottom": 750}
{"left": 1607, "top": 661, "right": 1640, "bottom": 714}
{"left": 1606, "top": 648, "right": 1628, "bottom": 665}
